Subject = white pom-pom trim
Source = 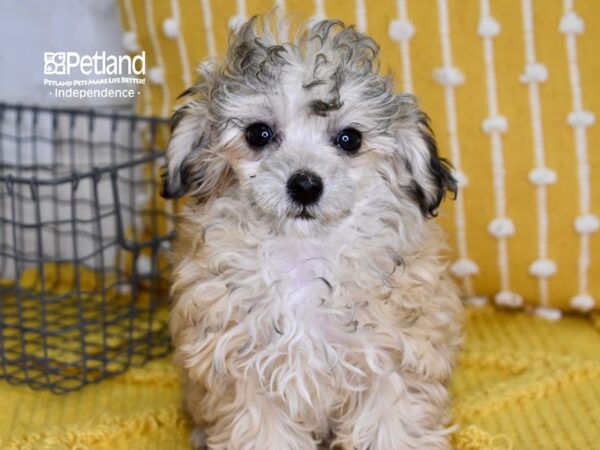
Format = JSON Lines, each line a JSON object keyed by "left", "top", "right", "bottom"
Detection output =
{"left": 519, "top": 62, "right": 548, "bottom": 84}
{"left": 432, "top": 67, "right": 465, "bottom": 87}
{"left": 388, "top": 19, "right": 415, "bottom": 42}
{"left": 482, "top": 115, "right": 508, "bottom": 134}
{"left": 529, "top": 258, "right": 557, "bottom": 278}
{"left": 117, "top": 284, "right": 132, "bottom": 296}
{"left": 162, "top": 17, "right": 179, "bottom": 38}
{"left": 487, "top": 217, "right": 515, "bottom": 237}
{"left": 464, "top": 296, "right": 488, "bottom": 307}
{"left": 533, "top": 307, "right": 562, "bottom": 321}
{"left": 477, "top": 16, "right": 501, "bottom": 38}
{"left": 567, "top": 110, "right": 595, "bottom": 127}
{"left": 574, "top": 214, "right": 600, "bottom": 235}
{"left": 528, "top": 167, "right": 557, "bottom": 186}
{"left": 495, "top": 290, "right": 523, "bottom": 308}
{"left": 229, "top": 15, "right": 245, "bottom": 30}
{"left": 450, "top": 258, "right": 479, "bottom": 277}
{"left": 148, "top": 66, "right": 164, "bottom": 85}
{"left": 135, "top": 193, "right": 149, "bottom": 208}
{"left": 136, "top": 255, "right": 153, "bottom": 275}
{"left": 570, "top": 293, "right": 595, "bottom": 312}
{"left": 559, "top": 12, "right": 584, "bottom": 35}
{"left": 122, "top": 31, "right": 139, "bottom": 53}
{"left": 454, "top": 170, "right": 468, "bottom": 188}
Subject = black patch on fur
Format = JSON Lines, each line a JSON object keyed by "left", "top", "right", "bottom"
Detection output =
{"left": 160, "top": 140, "right": 206, "bottom": 200}
{"left": 160, "top": 155, "right": 201, "bottom": 199}
{"left": 177, "top": 87, "right": 196, "bottom": 99}
{"left": 309, "top": 98, "right": 343, "bottom": 117}
{"left": 160, "top": 165, "right": 186, "bottom": 199}
{"left": 170, "top": 105, "right": 189, "bottom": 132}
{"left": 410, "top": 116, "right": 458, "bottom": 217}
{"left": 177, "top": 153, "right": 206, "bottom": 197}
{"left": 403, "top": 156, "right": 413, "bottom": 174}
{"left": 406, "top": 180, "right": 429, "bottom": 215}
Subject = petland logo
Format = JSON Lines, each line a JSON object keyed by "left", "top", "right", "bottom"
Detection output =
{"left": 44, "top": 51, "right": 145, "bottom": 76}
{"left": 43, "top": 51, "right": 146, "bottom": 99}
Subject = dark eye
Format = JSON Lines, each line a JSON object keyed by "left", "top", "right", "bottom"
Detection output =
{"left": 245, "top": 123, "right": 274, "bottom": 148}
{"left": 335, "top": 128, "right": 362, "bottom": 153}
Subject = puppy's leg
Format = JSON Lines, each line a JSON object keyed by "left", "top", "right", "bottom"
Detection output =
{"left": 332, "top": 372, "right": 452, "bottom": 450}
{"left": 204, "top": 379, "right": 318, "bottom": 450}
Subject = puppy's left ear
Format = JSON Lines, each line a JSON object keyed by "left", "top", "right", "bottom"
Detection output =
{"left": 401, "top": 113, "right": 457, "bottom": 218}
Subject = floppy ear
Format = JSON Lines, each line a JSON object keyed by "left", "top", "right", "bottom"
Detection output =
{"left": 160, "top": 101, "right": 214, "bottom": 199}
{"left": 400, "top": 113, "right": 457, "bottom": 218}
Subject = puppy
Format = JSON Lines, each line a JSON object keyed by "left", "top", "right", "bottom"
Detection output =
{"left": 161, "top": 16, "right": 463, "bottom": 450}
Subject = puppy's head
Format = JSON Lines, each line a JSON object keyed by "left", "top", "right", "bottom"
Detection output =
{"left": 162, "top": 17, "right": 456, "bottom": 236}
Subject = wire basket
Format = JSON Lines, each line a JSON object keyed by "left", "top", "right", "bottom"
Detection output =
{"left": 0, "top": 103, "right": 174, "bottom": 393}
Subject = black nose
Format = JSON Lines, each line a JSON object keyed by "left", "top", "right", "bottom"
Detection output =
{"left": 287, "top": 171, "right": 323, "bottom": 205}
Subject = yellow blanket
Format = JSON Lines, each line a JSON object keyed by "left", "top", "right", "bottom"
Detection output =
{"left": 1, "top": 306, "right": 599, "bottom": 449}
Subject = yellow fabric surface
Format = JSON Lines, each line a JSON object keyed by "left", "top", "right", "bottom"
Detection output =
{"left": 116, "top": 0, "right": 600, "bottom": 311}
{"left": 2, "top": 306, "right": 600, "bottom": 449}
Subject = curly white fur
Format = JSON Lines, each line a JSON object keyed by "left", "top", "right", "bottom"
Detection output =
{"left": 163, "top": 15, "right": 463, "bottom": 450}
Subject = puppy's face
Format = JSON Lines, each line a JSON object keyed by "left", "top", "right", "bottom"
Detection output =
{"left": 162, "top": 18, "right": 456, "bottom": 237}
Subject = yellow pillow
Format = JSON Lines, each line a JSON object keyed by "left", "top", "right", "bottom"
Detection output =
{"left": 117, "top": 0, "right": 600, "bottom": 315}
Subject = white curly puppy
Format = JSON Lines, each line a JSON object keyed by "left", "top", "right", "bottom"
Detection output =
{"left": 161, "top": 15, "right": 463, "bottom": 450}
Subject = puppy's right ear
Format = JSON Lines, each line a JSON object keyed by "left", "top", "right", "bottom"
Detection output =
{"left": 160, "top": 101, "right": 212, "bottom": 199}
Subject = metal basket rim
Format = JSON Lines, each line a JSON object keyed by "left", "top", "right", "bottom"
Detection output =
{"left": 0, "top": 151, "right": 163, "bottom": 186}
{"left": 0, "top": 102, "right": 169, "bottom": 186}
{"left": 0, "top": 102, "right": 169, "bottom": 125}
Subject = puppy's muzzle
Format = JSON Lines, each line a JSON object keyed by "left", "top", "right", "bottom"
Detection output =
{"left": 286, "top": 170, "right": 323, "bottom": 205}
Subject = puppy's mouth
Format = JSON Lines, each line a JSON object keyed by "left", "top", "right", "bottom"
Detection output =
{"left": 295, "top": 208, "right": 315, "bottom": 220}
